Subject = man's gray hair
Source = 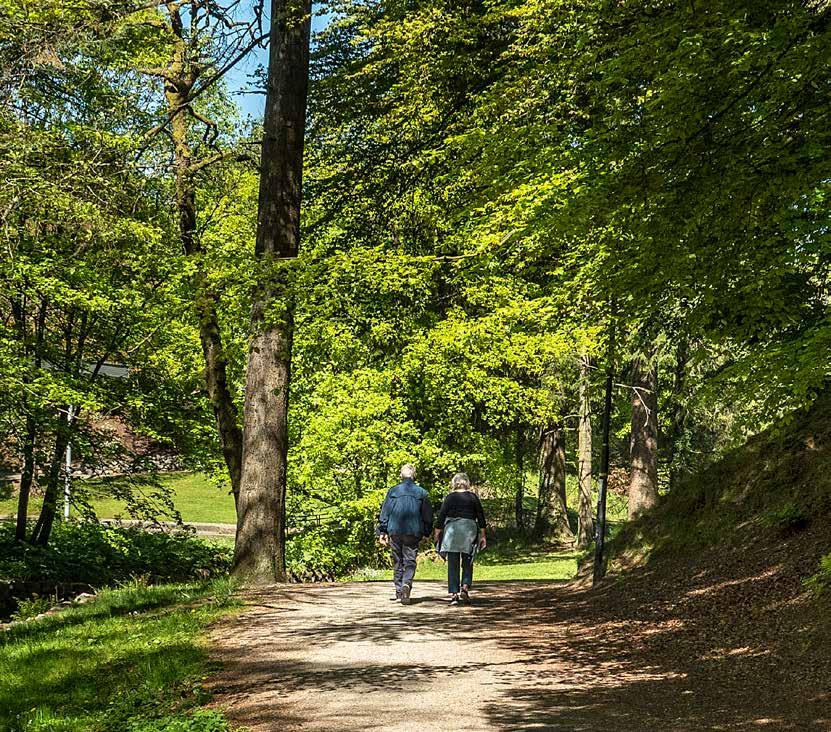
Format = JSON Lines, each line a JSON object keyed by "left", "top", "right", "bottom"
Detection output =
{"left": 400, "top": 464, "right": 417, "bottom": 480}
{"left": 451, "top": 472, "right": 471, "bottom": 491}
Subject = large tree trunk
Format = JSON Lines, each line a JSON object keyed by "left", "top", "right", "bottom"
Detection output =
{"left": 628, "top": 357, "right": 658, "bottom": 519}
{"left": 534, "top": 425, "right": 574, "bottom": 541}
{"left": 15, "top": 415, "right": 37, "bottom": 541}
{"left": 164, "top": 7, "right": 243, "bottom": 506}
{"left": 233, "top": 0, "right": 311, "bottom": 583}
{"left": 576, "top": 356, "right": 594, "bottom": 548}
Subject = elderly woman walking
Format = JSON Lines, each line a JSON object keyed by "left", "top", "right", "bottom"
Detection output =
{"left": 434, "top": 473, "right": 487, "bottom": 606}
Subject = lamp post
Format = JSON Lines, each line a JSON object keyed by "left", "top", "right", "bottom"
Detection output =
{"left": 63, "top": 404, "right": 75, "bottom": 521}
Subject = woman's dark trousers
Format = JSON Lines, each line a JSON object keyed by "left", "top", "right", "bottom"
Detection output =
{"left": 447, "top": 551, "right": 473, "bottom": 594}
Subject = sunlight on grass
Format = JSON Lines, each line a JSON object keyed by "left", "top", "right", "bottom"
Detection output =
{"left": 0, "top": 473, "right": 236, "bottom": 525}
{"left": 345, "top": 547, "right": 581, "bottom": 583}
{"left": 0, "top": 579, "right": 239, "bottom": 731}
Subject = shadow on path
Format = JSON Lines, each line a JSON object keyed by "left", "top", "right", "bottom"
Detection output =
{"left": 208, "top": 529, "right": 831, "bottom": 731}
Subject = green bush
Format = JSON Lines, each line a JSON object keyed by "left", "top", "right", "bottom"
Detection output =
{"left": 0, "top": 521, "right": 232, "bottom": 586}
{"left": 125, "top": 710, "right": 231, "bottom": 732}
{"left": 760, "top": 502, "right": 809, "bottom": 533}
{"left": 286, "top": 493, "right": 386, "bottom": 577}
{"left": 805, "top": 553, "right": 831, "bottom": 596}
{"left": 12, "top": 595, "right": 54, "bottom": 620}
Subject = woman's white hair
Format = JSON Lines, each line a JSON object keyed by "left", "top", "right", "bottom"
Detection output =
{"left": 400, "top": 464, "right": 417, "bottom": 480}
{"left": 451, "top": 472, "right": 471, "bottom": 491}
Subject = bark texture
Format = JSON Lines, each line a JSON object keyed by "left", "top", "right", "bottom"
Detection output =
{"left": 628, "top": 357, "right": 659, "bottom": 519}
{"left": 233, "top": 0, "right": 311, "bottom": 583}
{"left": 534, "top": 425, "right": 574, "bottom": 541}
{"left": 577, "top": 356, "right": 594, "bottom": 548}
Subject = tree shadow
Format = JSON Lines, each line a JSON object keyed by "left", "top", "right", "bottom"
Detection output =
{"left": 215, "top": 521, "right": 831, "bottom": 730}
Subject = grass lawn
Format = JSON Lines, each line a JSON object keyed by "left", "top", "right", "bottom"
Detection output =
{"left": 2, "top": 471, "right": 628, "bottom": 532}
{"left": 346, "top": 545, "right": 583, "bottom": 583}
{"left": 0, "top": 579, "right": 239, "bottom": 732}
{"left": 0, "top": 473, "right": 237, "bottom": 525}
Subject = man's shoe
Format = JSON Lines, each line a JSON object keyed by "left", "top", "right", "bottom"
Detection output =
{"left": 459, "top": 588, "right": 470, "bottom": 604}
{"left": 400, "top": 585, "right": 411, "bottom": 605}
{"left": 449, "top": 593, "right": 459, "bottom": 606}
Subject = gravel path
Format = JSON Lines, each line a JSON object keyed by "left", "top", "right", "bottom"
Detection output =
{"left": 206, "top": 580, "right": 696, "bottom": 731}
{"left": 207, "top": 529, "right": 831, "bottom": 732}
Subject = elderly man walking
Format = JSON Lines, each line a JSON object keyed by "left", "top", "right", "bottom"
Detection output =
{"left": 377, "top": 464, "right": 433, "bottom": 605}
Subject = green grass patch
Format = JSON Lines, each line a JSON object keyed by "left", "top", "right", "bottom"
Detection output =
{"left": 0, "top": 474, "right": 235, "bottom": 525}
{"left": 0, "top": 578, "right": 239, "bottom": 732}
{"left": 345, "top": 544, "right": 580, "bottom": 583}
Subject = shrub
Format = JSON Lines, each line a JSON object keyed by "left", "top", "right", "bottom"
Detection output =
{"left": 805, "top": 553, "right": 831, "bottom": 596}
{"left": 760, "top": 502, "right": 809, "bottom": 534}
{"left": 11, "top": 595, "right": 54, "bottom": 620}
{"left": 285, "top": 490, "right": 388, "bottom": 577}
{"left": 0, "top": 521, "right": 232, "bottom": 587}
{"left": 125, "top": 710, "right": 231, "bottom": 732}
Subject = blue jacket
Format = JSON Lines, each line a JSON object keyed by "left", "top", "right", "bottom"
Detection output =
{"left": 378, "top": 479, "right": 433, "bottom": 538}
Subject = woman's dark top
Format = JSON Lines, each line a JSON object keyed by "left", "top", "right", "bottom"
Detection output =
{"left": 436, "top": 490, "right": 486, "bottom": 530}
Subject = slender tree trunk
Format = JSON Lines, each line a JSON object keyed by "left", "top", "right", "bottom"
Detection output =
{"left": 515, "top": 436, "right": 525, "bottom": 535}
{"left": 233, "top": 0, "right": 311, "bottom": 583}
{"left": 164, "top": 11, "right": 244, "bottom": 506}
{"left": 30, "top": 414, "right": 71, "bottom": 546}
{"left": 14, "top": 297, "right": 46, "bottom": 541}
{"left": 628, "top": 357, "right": 659, "bottom": 519}
{"left": 666, "top": 339, "right": 688, "bottom": 491}
{"left": 534, "top": 425, "right": 574, "bottom": 541}
{"left": 15, "top": 415, "right": 36, "bottom": 541}
{"left": 577, "top": 356, "right": 594, "bottom": 548}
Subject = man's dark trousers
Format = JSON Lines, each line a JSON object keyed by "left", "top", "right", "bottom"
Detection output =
{"left": 390, "top": 534, "right": 420, "bottom": 593}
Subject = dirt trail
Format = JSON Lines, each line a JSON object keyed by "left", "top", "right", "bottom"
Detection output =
{"left": 208, "top": 528, "right": 830, "bottom": 731}
{"left": 210, "top": 580, "right": 592, "bottom": 731}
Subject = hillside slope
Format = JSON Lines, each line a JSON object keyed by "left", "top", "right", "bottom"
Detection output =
{"left": 583, "top": 396, "right": 831, "bottom": 728}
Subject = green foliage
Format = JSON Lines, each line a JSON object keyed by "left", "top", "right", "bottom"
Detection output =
{"left": 0, "top": 522, "right": 231, "bottom": 586}
{"left": 125, "top": 711, "right": 232, "bottom": 732}
{"left": 10, "top": 595, "right": 54, "bottom": 621}
{"left": 760, "top": 503, "right": 809, "bottom": 534}
{"left": 805, "top": 553, "right": 831, "bottom": 597}
{"left": 0, "top": 580, "right": 238, "bottom": 732}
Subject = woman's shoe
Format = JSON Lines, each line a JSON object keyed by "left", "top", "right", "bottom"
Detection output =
{"left": 449, "top": 593, "right": 460, "bottom": 606}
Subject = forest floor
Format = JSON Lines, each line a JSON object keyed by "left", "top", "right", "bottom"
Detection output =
{"left": 208, "top": 522, "right": 830, "bottom": 731}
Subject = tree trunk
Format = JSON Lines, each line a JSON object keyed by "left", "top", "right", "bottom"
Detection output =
{"left": 30, "top": 415, "right": 71, "bottom": 546}
{"left": 666, "top": 339, "right": 688, "bottom": 491}
{"left": 628, "top": 357, "right": 658, "bottom": 519}
{"left": 515, "top": 435, "right": 525, "bottom": 534}
{"left": 164, "top": 6, "right": 243, "bottom": 506}
{"left": 576, "top": 356, "right": 594, "bottom": 548}
{"left": 15, "top": 415, "right": 36, "bottom": 541}
{"left": 534, "top": 425, "right": 574, "bottom": 541}
{"left": 233, "top": 0, "right": 311, "bottom": 583}
{"left": 14, "top": 297, "right": 46, "bottom": 541}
